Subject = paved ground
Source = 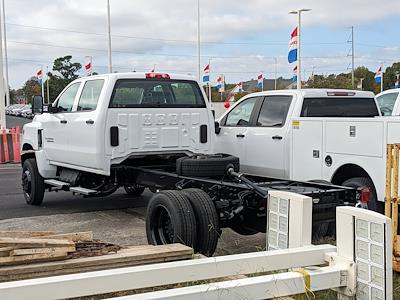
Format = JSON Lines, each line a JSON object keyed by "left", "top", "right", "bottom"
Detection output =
{"left": 5, "top": 115, "right": 31, "bottom": 128}
{"left": 0, "top": 164, "right": 265, "bottom": 255}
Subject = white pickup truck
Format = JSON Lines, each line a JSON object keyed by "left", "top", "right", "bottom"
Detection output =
{"left": 21, "top": 75, "right": 360, "bottom": 255}
{"left": 215, "top": 89, "right": 400, "bottom": 214}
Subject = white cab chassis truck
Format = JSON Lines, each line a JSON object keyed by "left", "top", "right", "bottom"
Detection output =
{"left": 22, "top": 75, "right": 359, "bottom": 255}
{"left": 215, "top": 89, "right": 399, "bottom": 224}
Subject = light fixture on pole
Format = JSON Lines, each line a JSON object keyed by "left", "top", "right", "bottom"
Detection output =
{"left": 289, "top": 8, "right": 311, "bottom": 90}
{"left": 106, "top": 0, "right": 112, "bottom": 73}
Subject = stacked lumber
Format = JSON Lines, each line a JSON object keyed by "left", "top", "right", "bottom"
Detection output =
{"left": 0, "top": 243, "right": 193, "bottom": 282}
{"left": 0, "top": 230, "right": 117, "bottom": 266}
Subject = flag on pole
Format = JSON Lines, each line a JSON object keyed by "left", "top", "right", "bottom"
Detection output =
{"left": 288, "top": 26, "right": 298, "bottom": 64}
{"left": 37, "top": 68, "right": 43, "bottom": 85}
{"left": 375, "top": 66, "right": 383, "bottom": 84}
{"left": 85, "top": 58, "right": 92, "bottom": 76}
{"left": 151, "top": 66, "right": 155, "bottom": 73}
{"left": 292, "top": 65, "right": 298, "bottom": 82}
{"left": 216, "top": 75, "right": 225, "bottom": 92}
{"left": 203, "top": 63, "right": 210, "bottom": 83}
{"left": 257, "top": 73, "right": 263, "bottom": 89}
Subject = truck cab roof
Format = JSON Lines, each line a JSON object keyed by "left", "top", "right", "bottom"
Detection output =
{"left": 239, "top": 89, "right": 375, "bottom": 99}
{"left": 78, "top": 72, "right": 197, "bottom": 82}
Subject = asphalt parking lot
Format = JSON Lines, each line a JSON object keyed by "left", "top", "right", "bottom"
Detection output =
{"left": 0, "top": 163, "right": 265, "bottom": 255}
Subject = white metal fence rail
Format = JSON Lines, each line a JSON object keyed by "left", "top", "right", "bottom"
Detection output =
{"left": 0, "top": 192, "right": 393, "bottom": 300}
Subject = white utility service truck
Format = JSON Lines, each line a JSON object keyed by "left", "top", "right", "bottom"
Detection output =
{"left": 215, "top": 89, "right": 400, "bottom": 217}
{"left": 21, "top": 74, "right": 360, "bottom": 255}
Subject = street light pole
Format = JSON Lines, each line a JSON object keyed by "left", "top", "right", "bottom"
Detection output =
{"left": 197, "top": 0, "right": 201, "bottom": 82}
{"left": 1, "top": 0, "right": 9, "bottom": 106}
{"left": 274, "top": 57, "right": 277, "bottom": 90}
{"left": 351, "top": 26, "right": 355, "bottom": 89}
{"left": 0, "top": 1, "right": 5, "bottom": 129}
{"left": 106, "top": 0, "right": 112, "bottom": 73}
{"left": 289, "top": 8, "right": 311, "bottom": 90}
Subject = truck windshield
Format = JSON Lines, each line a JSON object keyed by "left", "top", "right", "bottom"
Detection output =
{"left": 109, "top": 79, "right": 206, "bottom": 108}
{"left": 300, "top": 97, "right": 379, "bottom": 117}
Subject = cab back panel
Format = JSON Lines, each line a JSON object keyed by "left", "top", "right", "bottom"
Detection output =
{"left": 105, "top": 108, "right": 211, "bottom": 159}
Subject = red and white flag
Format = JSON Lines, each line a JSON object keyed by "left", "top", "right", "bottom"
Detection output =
{"left": 37, "top": 68, "right": 43, "bottom": 84}
{"left": 85, "top": 58, "right": 92, "bottom": 76}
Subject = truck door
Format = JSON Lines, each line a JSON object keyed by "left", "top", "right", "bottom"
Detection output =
{"left": 214, "top": 97, "right": 261, "bottom": 163}
{"left": 244, "top": 95, "right": 294, "bottom": 178}
{"left": 62, "top": 79, "right": 105, "bottom": 169}
{"left": 41, "top": 82, "right": 81, "bottom": 164}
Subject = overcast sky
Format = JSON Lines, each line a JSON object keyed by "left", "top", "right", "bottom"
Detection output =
{"left": 4, "top": 0, "right": 400, "bottom": 88}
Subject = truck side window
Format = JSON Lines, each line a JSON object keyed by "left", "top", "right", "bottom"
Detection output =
{"left": 55, "top": 83, "right": 80, "bottom": 113}
{"left": 77, "top": 80, "right": 105, "bottom": 111}
{"left": 256, "top": 96, "right": 292, "bottom": 127}
{"left": 376, "top": 92, "right": 398, "bottom": 116}
{"left": 224, "top": 97, "right": 258, "bottom": 126}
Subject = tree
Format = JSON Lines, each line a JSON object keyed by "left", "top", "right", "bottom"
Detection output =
{"left": 45, "top": 56, "right": 82, "bottom": 103}
{"left": 21, "top": 77, "right": 41, "bottom": 103}
{"left": 52, "top": 55, "right": 82, "bottom": 81}
{"left": 354, "top": 66, "right": 375, "bottom": 92}
{"left": 383, "top": 62, "right": 400, "bottom": 90}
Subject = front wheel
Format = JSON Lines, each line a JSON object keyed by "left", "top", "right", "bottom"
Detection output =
{"left": 21, "top": 158, "right": 45, "bottom": 206}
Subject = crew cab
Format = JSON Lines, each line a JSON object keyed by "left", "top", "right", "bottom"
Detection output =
{"left": 21, "top": 77, "right": 360, "bottom": 256}
{"left": 215, "top": 89, "right": 400, "bottom": 213}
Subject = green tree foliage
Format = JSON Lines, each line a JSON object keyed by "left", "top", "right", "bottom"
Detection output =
{"left": 354, "top": 66, "right": 375, "bottom": 92}
{"left": 384, "top": 62, "right": 400, "bottom": 90}
{"left": 22, "top": 77, "right": 41, "bottom": 104}
{"left": 44, "top": 56, "right": 82, "bottom": 103}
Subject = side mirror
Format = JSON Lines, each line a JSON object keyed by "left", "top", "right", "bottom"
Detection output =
{"left": 215, "top": 121, "right": 221, "bottom": 134}
{"left": 32, "top": 95, "right": 43, "bottom": 115}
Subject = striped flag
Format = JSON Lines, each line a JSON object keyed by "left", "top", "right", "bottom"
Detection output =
{"left": 37, "top": 68, "right": 43, "bottom": 85}
{"left": 288, "top": 26, "right": 298, "bottom": 63}
{"left": 203, "top": 63, "right": 210, "bottom": 83}
{"left": 216, "top": 75, "right": 225, "bottom": 92}
{"left": 292, "top": 65, "right": 298, "bottom": 82}
{"left": 85, "top": 58, "right": 92, "bottom": 76}
{"left": 257, "top": 73, "right": 263, "bottom": 89}
{"left": 375, "top": 66, "right": 383, "bottom": 84}
{"left": 231, "top": 82, "right": 243, "bottom": 94}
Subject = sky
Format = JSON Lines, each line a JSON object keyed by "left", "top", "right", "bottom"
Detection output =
{"left": 4, "top": 0, "right": 400, "bottom": 88}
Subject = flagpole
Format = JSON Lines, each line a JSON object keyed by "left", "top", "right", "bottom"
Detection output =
{"left": 289, "top": 9, "right": 311, "bottom": 90}
{"left": 46, "top": 66, "right": 50, "bottom": 104}
{"left": 208, "top": 59, "right": 211, "bottom": 102}
{"left": 0, "top": 1, "right": 5, "bottom": 129}
{"left": 274, "top": 57, "right": 277, "bottom": 90}
{"left": 381, "top": 70, "right": 384, "bottom": 93}
{"left": 40, "top": 65, "right": 44, "bottom": 101}
{"left": 106, "top": 0, "right": 112, "bottom": 73}
{"left": 197, "top": 0, "right": 201, "bottom": 82}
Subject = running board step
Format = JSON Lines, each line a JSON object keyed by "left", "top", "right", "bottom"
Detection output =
{"left": 70, "top": 186, "right": 97, "bottom": 195}
{"left": 44, "top": 179, "right": 97, "bottom": 195}
{"left": 44, "top": 179, "right": 70, "bottom": 189}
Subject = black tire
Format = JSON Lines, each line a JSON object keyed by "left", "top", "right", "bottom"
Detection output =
{"left": 176, "top": 153, "right": 239, "bottom": 177}
{"left": 180, "top": 189, "right": 220, "bottom": 256}
{"left": 146, "top": 190, "right": 197, "bottom": 248}
{"left": 342, "top": 177, "right": 378, "bottom": 212}
{"left": 21, "top": 158, "right": 45, "bottom": 206}
{"left": 124, "top": 184, "right": 146, "bottom": 196}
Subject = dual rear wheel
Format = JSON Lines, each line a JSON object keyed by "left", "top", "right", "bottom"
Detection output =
{"left": 146, "top": 189, "right": 220, "bottom": 256}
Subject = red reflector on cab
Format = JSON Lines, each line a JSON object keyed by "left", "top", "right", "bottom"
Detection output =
{"left": 327, "top": 91, "right": 356, "bottom": 96}
{"left": 146, "top": 73, "right": 171, "bottom": 80}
